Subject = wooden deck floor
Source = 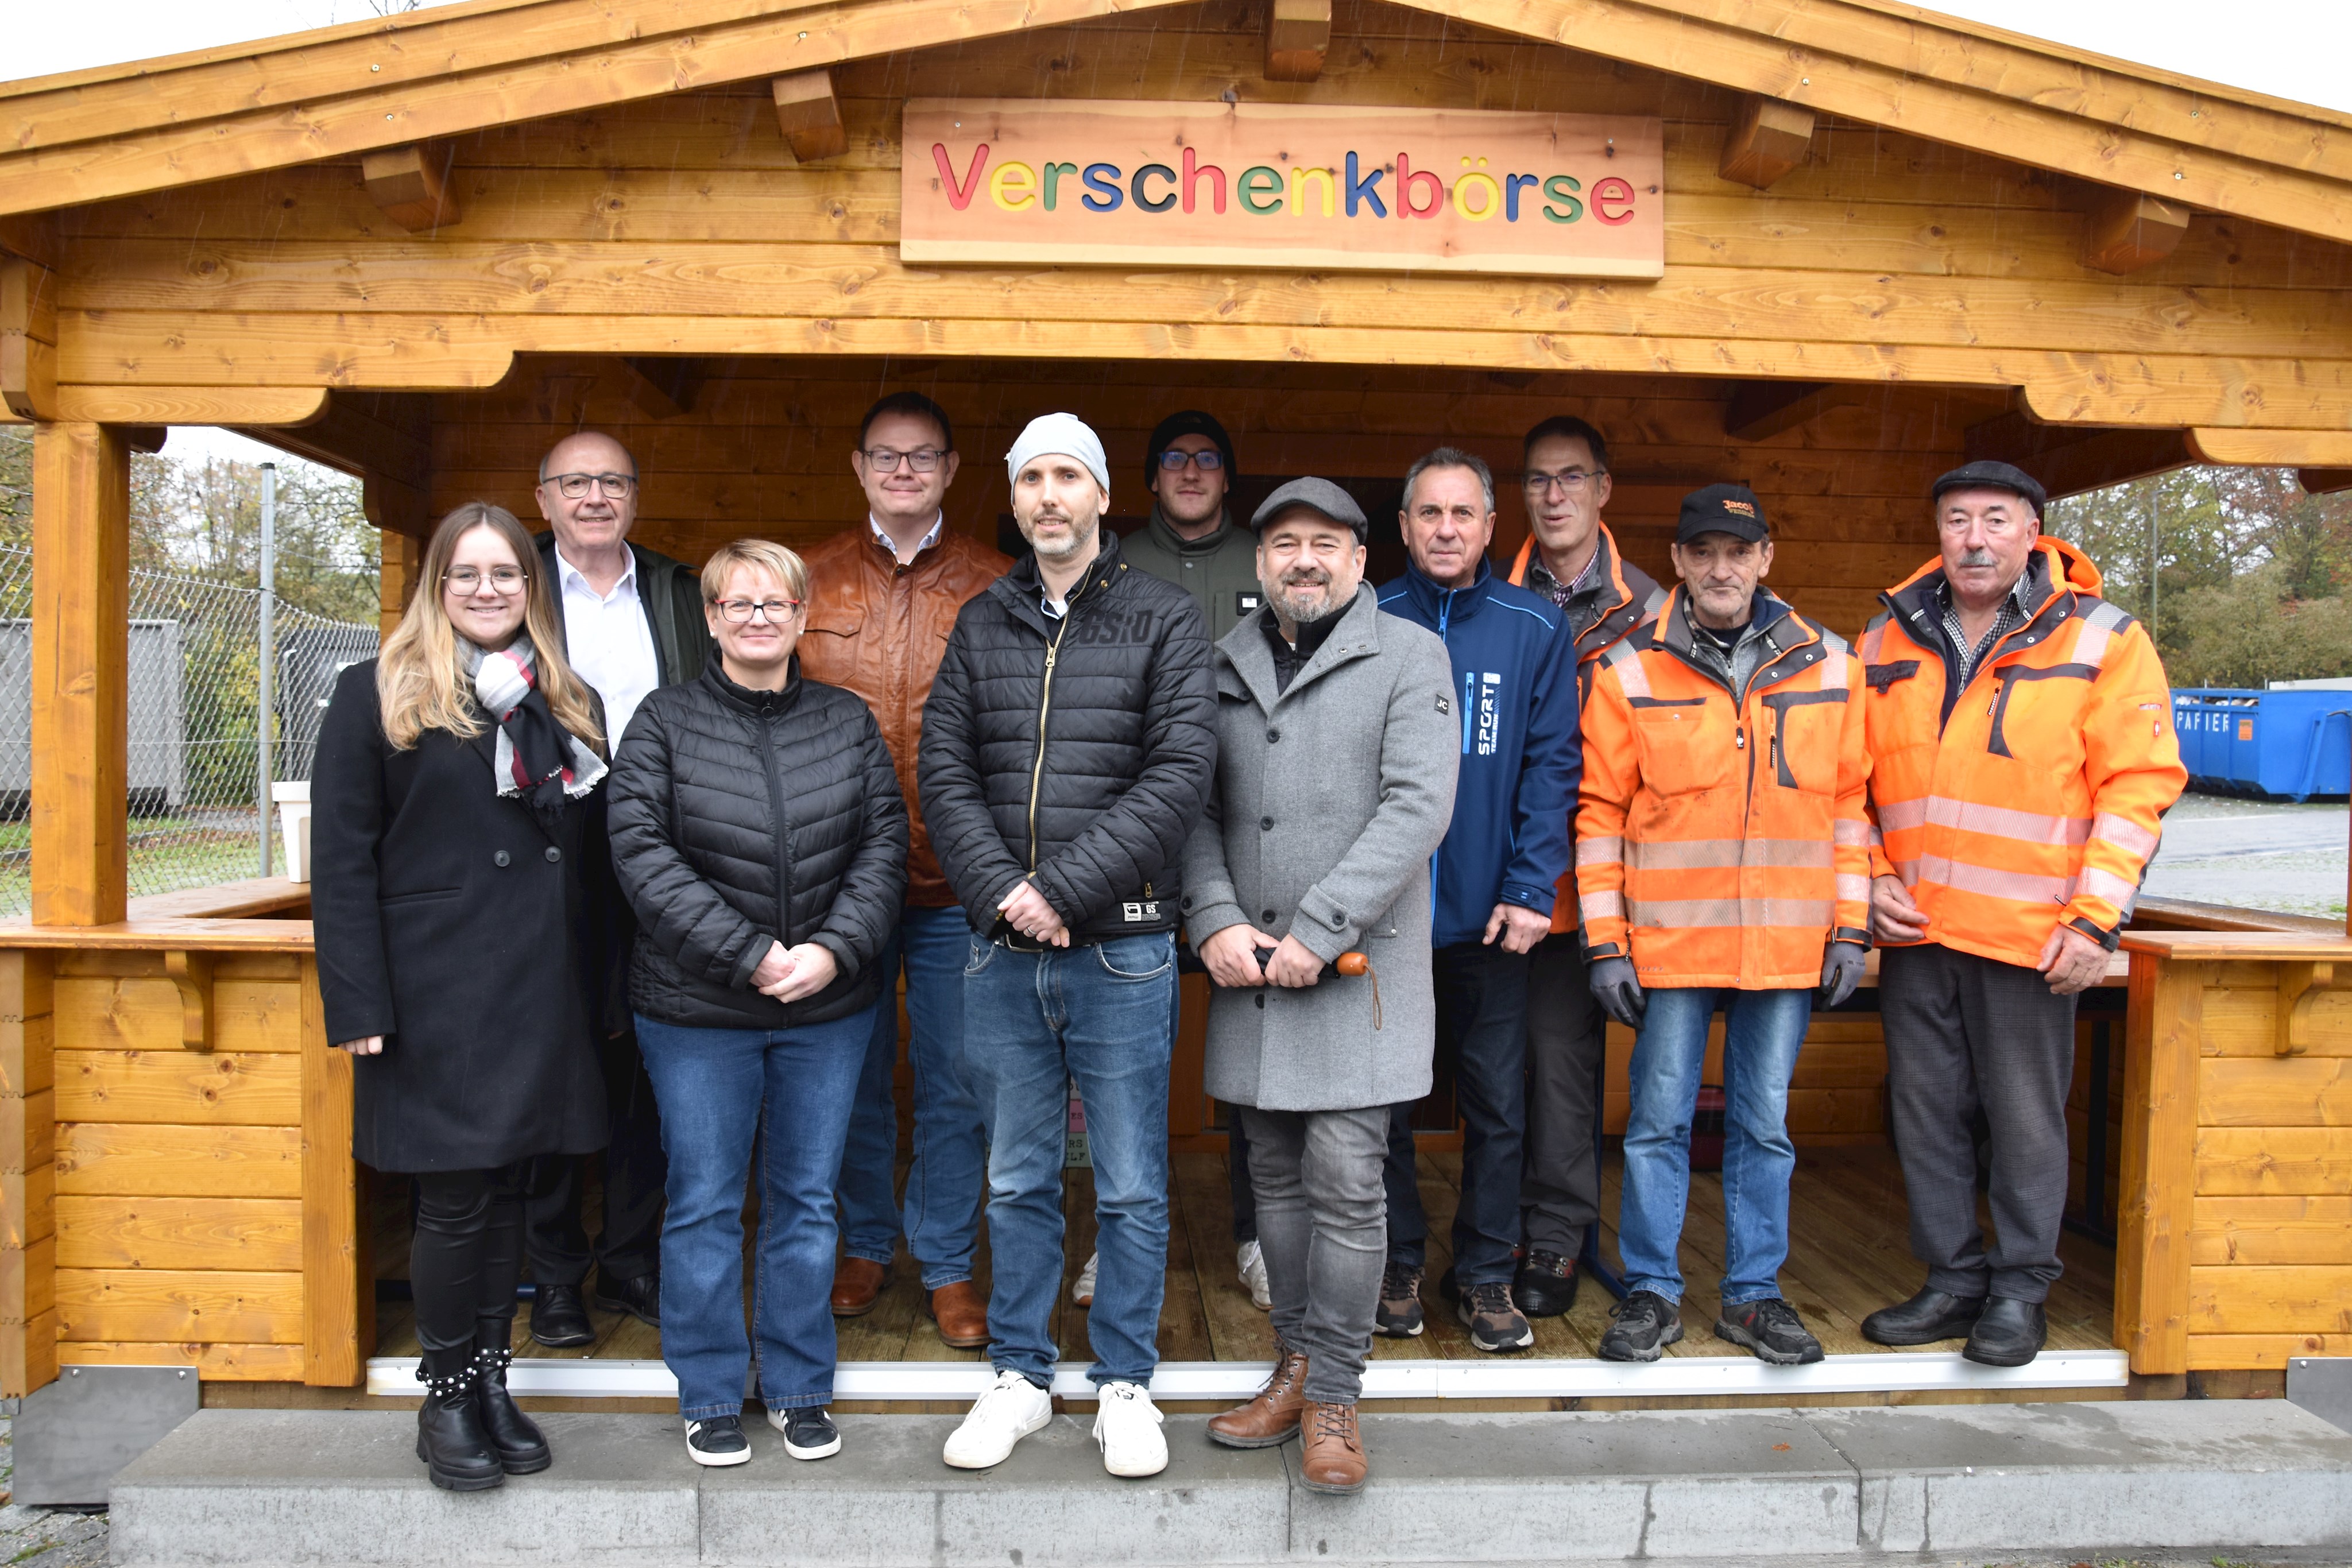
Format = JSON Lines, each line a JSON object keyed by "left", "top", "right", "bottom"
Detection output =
{"left": 371, "top": 1140, "right": 2121, "bottom": 1410}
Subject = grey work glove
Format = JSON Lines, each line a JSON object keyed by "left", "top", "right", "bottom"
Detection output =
{"left": 1819, "top": 941, "right": 1869, "bottom": 1009}
{"left": 1588, "top": 956, "right": 1646, "bottom": 1029}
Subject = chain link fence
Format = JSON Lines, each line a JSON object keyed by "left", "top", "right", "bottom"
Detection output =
{"left": 0, "top": 542, "right": 378, "bottom": 917}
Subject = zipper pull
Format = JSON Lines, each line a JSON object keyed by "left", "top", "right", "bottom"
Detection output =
{"left": 1046, "top": 647, "right": 1058, "bottom": 671}
{"left": 1735, "top": 725, "right": 1747, "bottom": 750}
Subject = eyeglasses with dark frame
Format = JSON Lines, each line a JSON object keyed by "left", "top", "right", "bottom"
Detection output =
{"left": 1522, "top": 469, "right": 1603, "bottom": 494}
{"left": 543, "top": 471, "right": 639, "bottom": 500}
{"left": 442, "top": 566, "right": 530, "bottom": 595}
{"left": 860, "top": 447, "right": 947, "bottom": 473}
{"left": 712, "top": 597, "right": 806, "bottom": 624}
{"left": 1156, "top": 449, "right": 1225, "bottom": 471}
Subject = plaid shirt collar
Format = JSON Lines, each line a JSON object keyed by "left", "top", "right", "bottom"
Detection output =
{"left": 1938, "top": 567, "right": 2035, "bottom": 688}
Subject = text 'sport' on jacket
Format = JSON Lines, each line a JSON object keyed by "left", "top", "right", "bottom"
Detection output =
{"left": 1860, "top": 536, "right": 2187, "bottom": 970}
{"left": 1507, "top": 522, "right": 1665, "bottom": 936}
{"left": 1575, "top": 586, "right": 1871, "bottom": 990}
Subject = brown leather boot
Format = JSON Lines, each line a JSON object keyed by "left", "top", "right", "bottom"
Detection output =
{"left": 926, "top": 1280, "right": 991, "bottom": 1348}
{"left": 1298, "top": 1400, "right": 1367, "bottom": 1495}
{"left": 1206, "top": 1349, "right": 1308, "bottom": 1449}
{"left": 829, "top": 1256, "right": 890, "bottom": 1317}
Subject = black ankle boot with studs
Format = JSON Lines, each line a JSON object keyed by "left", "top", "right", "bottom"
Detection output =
{"left": 471, "top": 1341, "right": 551, "bottom": 1474}
{"left": 415, "top": 1352, "right": 505, "bottom": 1491}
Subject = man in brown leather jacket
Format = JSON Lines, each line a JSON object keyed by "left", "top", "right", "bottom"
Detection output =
{"left": 799, "top": 392, "right": 1009, "bottom": 1346}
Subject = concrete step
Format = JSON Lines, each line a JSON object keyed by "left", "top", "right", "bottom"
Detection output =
{"left": 110, "top": 1399, "right": 2352, "bottom": 1567}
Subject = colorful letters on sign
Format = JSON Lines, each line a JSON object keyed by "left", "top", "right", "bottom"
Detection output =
{"left": 900, "top": 100, "right": 1664, "bottom": 279}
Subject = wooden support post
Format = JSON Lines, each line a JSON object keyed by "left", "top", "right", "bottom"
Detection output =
{"left": 1717, "top": 95, "right": 1816, "bottom": 190}
{"left": 1265, "top": 0, "right": 1332, "bottom": 82}
{"left": 163, "top": 950, "right": 216, "bottom": 1052}
{"left": 2115, "top": 951, "right": 2206, "bottom": 1375}
{"left": 300, "top": 956, "right": 366, "bottom": 1385}
{"left": 1, "top": 257, "right": 59, "bottom": 421}
{"left": 31, "top": 423, "right": 130, "bottom": 928}
{"left": 770, "top": 70, "right": 848, "bottom": 162}
{"left": 380, "top": 529, "right": 424, "bottom": 640}
{"left": 0, "top": 951, "right": 57, "bottom": 1397}
{"left": 360, "top": 144, "right": 461, "bottom": 233}
{"left": 2083, "top": 188, "right": 2191, "bottom": 275}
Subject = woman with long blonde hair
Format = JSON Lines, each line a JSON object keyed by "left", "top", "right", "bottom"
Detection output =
{"left": 311, "top": 502, "right": 615, "bottom": 1492}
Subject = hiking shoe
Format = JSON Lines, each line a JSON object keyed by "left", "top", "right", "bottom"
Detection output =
{"left": 1514, "top": 1249, "right": 1580, "bottom": 1318}
{"left": 1236, "top": 1239, "right": 1272, "bottom": 1311}
{"left": 1715, "top": 1298, "right": 1824, "bottom": 1365}
{"left": 1373, "top": 1261, "right": 1424, "bottom": 1338}
{"left": 1597, "top": 1290, "right": 1684, "bottom": 1362}
{"left": 1092, "top": 1380, "right": 1169, "bottom": 1478}
{"left": 943, "top": 1369, "right": 1053, "bottom": 1470}
{"left": 1457, "top": 1280, "right": 1534, "bottom": 1353}
{"left": 683, "top": 1414, "right": 752, "bottom": 1467}
{"left": 1071, "top": 1250, "right": 1098, "bottom": 1308}
{"left": 767, "top": 1403, "right": 841, "bottom": 1461}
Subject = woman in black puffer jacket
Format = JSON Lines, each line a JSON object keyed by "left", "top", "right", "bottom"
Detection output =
{"left": 606, "top": 538, "right": 907, "bottom": 1470}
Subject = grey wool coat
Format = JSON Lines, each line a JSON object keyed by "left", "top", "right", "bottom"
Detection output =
{"left": 1181, "top": 585, "right": 1460, "bottom": 1112}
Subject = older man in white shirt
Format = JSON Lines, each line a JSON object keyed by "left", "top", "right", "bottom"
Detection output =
{"left": 524, "top": 429, "right": 711, "bottom": 1349}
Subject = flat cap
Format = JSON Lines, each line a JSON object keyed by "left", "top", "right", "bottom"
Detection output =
{"left": 1932, "top": 459, "right": 2047, "bottom": 518}
{"left": 1249, "top": 477, "right": 1368, "bottom": 541}
{"left": 1676, "top": 482, "right": 1769, "bottom": 544}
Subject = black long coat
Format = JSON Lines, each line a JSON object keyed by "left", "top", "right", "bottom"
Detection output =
{"left": 310, "top": 660, "right": 610, "bottom": 1173}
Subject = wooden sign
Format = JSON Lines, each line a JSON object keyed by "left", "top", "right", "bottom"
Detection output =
{"left": 900, "top": 99, "right": 1664, "bottom": 279}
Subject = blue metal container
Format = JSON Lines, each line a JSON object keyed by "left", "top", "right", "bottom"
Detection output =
{"left": 2170, "top": 689, "right": 2352, "bottom": 801}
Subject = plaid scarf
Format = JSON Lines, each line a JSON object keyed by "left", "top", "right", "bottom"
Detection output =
{"left": 464, "top": 636, "right": 608, "bottom": 829}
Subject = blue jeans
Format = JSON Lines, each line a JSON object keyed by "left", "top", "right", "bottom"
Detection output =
{"left": 636, "top": 1004, "right": 876, "bottom": 1419}
{"left": 962, "top": 932, "right": 1176, "bottom": 1388}
{"left": 835, "top": 904, "right": 987, "bottom": 1288}
{"left": 1618, "top": 986, "right": 1811, "bottom": 1308}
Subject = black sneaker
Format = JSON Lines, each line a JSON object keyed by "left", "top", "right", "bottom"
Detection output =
{"left": 767, "top": 1403, "right": 841, "bottom": 1461}
{"left": 1457, "top": 1281, "right": 1534, "bottom": 1353}
{"left": 683, "top": 1414, "right": 752, "bottom": 1467}
{"left": 1514, "top": 1250, "right": 1580, "bottom": 1318}
{"left": 1715, "top": 1298, "right": 1825, "bottom": 1365}
{"left": 1374, "top": 1261, "right": 1424, "bottom": 1338}
{"left": 1597, "top": 1290, "right": 1684, "bottom": 1362}
{"left": 1435, "top": 1265, "right": 1461, "bottom": 1304}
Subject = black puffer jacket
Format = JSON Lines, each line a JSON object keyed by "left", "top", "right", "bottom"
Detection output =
{"left": 608, "top": 660, "right": 908, "bottom": 1028}
{"left": 918, "top": 528, "right": 1217, "bottom": 943}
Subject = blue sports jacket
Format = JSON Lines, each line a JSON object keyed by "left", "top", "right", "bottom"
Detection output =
{"left": 1378, "top": 558, "right": 1582, "bottom": 948}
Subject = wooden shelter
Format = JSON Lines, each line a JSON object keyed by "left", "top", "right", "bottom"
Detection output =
{"left": 2, "top": 0, "right": 2351, "bottom": 1411}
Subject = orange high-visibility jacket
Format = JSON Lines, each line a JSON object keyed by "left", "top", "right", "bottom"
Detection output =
{"left": 1576, "top": 586, "right": 1871, "bottom": 990}
{"left": 1507, "top": 523, "right": 1665, "bottom": 937}
{"left": 1860, "top": 538, "right": 2185, "bottom": 969}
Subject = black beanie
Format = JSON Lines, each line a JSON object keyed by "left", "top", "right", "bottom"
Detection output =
{"left": 1146, "top": 410, "right": 1238, "bottom": 487}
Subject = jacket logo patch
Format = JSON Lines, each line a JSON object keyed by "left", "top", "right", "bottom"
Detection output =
{"left": 1865, "top": 660, "right": 1921, "bottom": 692}
{"left": 1437, "top": 694, "right": 1450, "bottom": 715}
{"left": 1237, "top": 592, "right": 1263, "bottom": 614}
{"left": 1123, "top": 900, "right": 1161, "bottom": 922}
{"left": 1476, "top": 671, "right": 1503, "bottom": 757}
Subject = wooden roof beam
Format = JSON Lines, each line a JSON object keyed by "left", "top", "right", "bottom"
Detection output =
{"left": 622, "top": 357, "right": 710, "bottom": 421}
{"left": 2082, "top": 187, "right": 2192, "bottom": 275}
{"left": 1266, "top": 0, "right": 1331, "bottom": 83}
{"left": 2300, "top": 470, "right": 2352, "bottom": 496}
{"left": 1722, "top": 381, "right": 1867, "bottom": 443}
{"left": 1964, "top": 411, "right": 2191, "bottom": 501}
{"left": 771, "top": 69, "right": 847, "bottom": 162}
{"left": 2188, "top": 428, "right": 2352, "bottom": 469}
{"left": 234, "top": 390, "right": 432, "bottom": 486}
{"left": 1717, "top": 95, "right": 1815, "bottom": 191}
{"left": 360, "top": 144, "right": 461, "bottom": 234}
{"left": 1, "top": 255, "right": 56, "bottom": 420}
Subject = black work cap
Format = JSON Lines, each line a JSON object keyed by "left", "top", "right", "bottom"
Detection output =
{"left": 1932, "top": 460, "right": 2047, "bottom": 519}
{"left": 1146, "top": 410, "right": 1238, "bottom": 486}
{"left": 1676, "top": 482, "right": 1770, "bottom": 545}
{"left": 1250, "top": 477, "right": 1368, "bottom": 541}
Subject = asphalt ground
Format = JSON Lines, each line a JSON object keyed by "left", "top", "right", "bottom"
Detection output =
{"left": 2144, "top": 791, "right": 2349, "bottom": 920}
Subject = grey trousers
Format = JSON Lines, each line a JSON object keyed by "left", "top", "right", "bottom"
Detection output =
{"left": 1521, "top": 932, "right": 1607, "bottom": 1256}
{"left": 1237, "top": 1102, "right": 1390, "bottom": 1406}
{"left": 1879, "top": 942, "right": 2078, "bottom": 1303}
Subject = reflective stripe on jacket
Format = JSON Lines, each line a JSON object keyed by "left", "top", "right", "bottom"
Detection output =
{"left": 1860, "top": 537, "right": 2185, "bottom": 969}
{"left": 1575, "top": 585, "right": 1871, "bottom": 990}
{"left": 1507, "top": 523, "right": 1666, "bottom": 936}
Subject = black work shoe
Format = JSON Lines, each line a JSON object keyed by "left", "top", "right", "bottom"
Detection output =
{"left": 1962, "top": 1296, "right": 2047, "bottom": 1367}
{"left": 415, "top": 1358, "right": 505, "bottom": 1491}
{"left": 592, "top": 1270, "right": 662, "bottom": 1328}
{"left": 1597, "top": 1290, "right": 1684, "bottom": 1362}
{"left": 1374, "top": 1261, "right": 1425, "bottom": 1338}
{"left": 1514, "top": 1250, "right": 1580, "bottom": 1318}
{"left": 1715, "top": 1298, "right": 1825, "bottom": 1365}
{"left": 768, "top": 1403, "right": 842, "bottom": 1461}
{"left": 528, "top": 1283, "right": 595, "bottom": 1348}
{"left": 470, "top": 1344, "right": 550, "bottom": 1473}
{"left": 1862, "top": 1287, "right": 1987, "bottom": 1346}
{"left": 1435, "top": 1266, "right": 1461, "bottom": 1305}
{"left": 684, "top": 1414, "right": 752, "bottom": 1467}
{"left": 1458, "top": 1281, "right": 1535, "bottom": 1353}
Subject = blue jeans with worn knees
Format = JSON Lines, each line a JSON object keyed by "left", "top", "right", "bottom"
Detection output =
{"left": 636, "top": 1004, "right": 876, "bottom": 1419}
{"left": 1617, "top": 986, "right": 1811, "bottom": 1308}
{"left": 962, "top": 932, "right": 1176, "bottom": 1389}
{"left": 834, "top": 904, "right": 988, "bottom": 1288}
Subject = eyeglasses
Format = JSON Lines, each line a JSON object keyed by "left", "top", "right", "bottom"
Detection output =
{"left": 1158, "top": 449, "right": 1225, "bottom": 471}
{"left": 861, "top": 447, "right": 947, "bottom": 473}
{"left": 1523, "top": 469, "right": 1603, "bottom": 494}
{"left": 443, "top": 566, "right": 529, "bottom": 594}
{"left": 544, "top": 471, "right": 638, "bottom": 500}
{"left": 713, "top": 597, "right": 804, "bottom": 624}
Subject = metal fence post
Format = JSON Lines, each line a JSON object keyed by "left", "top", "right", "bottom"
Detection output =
{"left": 256, "top": 463, "right": 276, "bottom": 877}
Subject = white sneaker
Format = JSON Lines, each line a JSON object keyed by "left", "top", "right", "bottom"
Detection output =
{"left": 1092, "top": 1381, "right": 1167, "bottom": 1478}
{"left": 1071, "top": 1250, "right": 1098, "bottom": 1307}
{"left": 942, "top": 1369, "right": 1052, "bottom": 1470}
{"left": 1236, "top": 1239, "right": 1271, "bottom": 1311}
